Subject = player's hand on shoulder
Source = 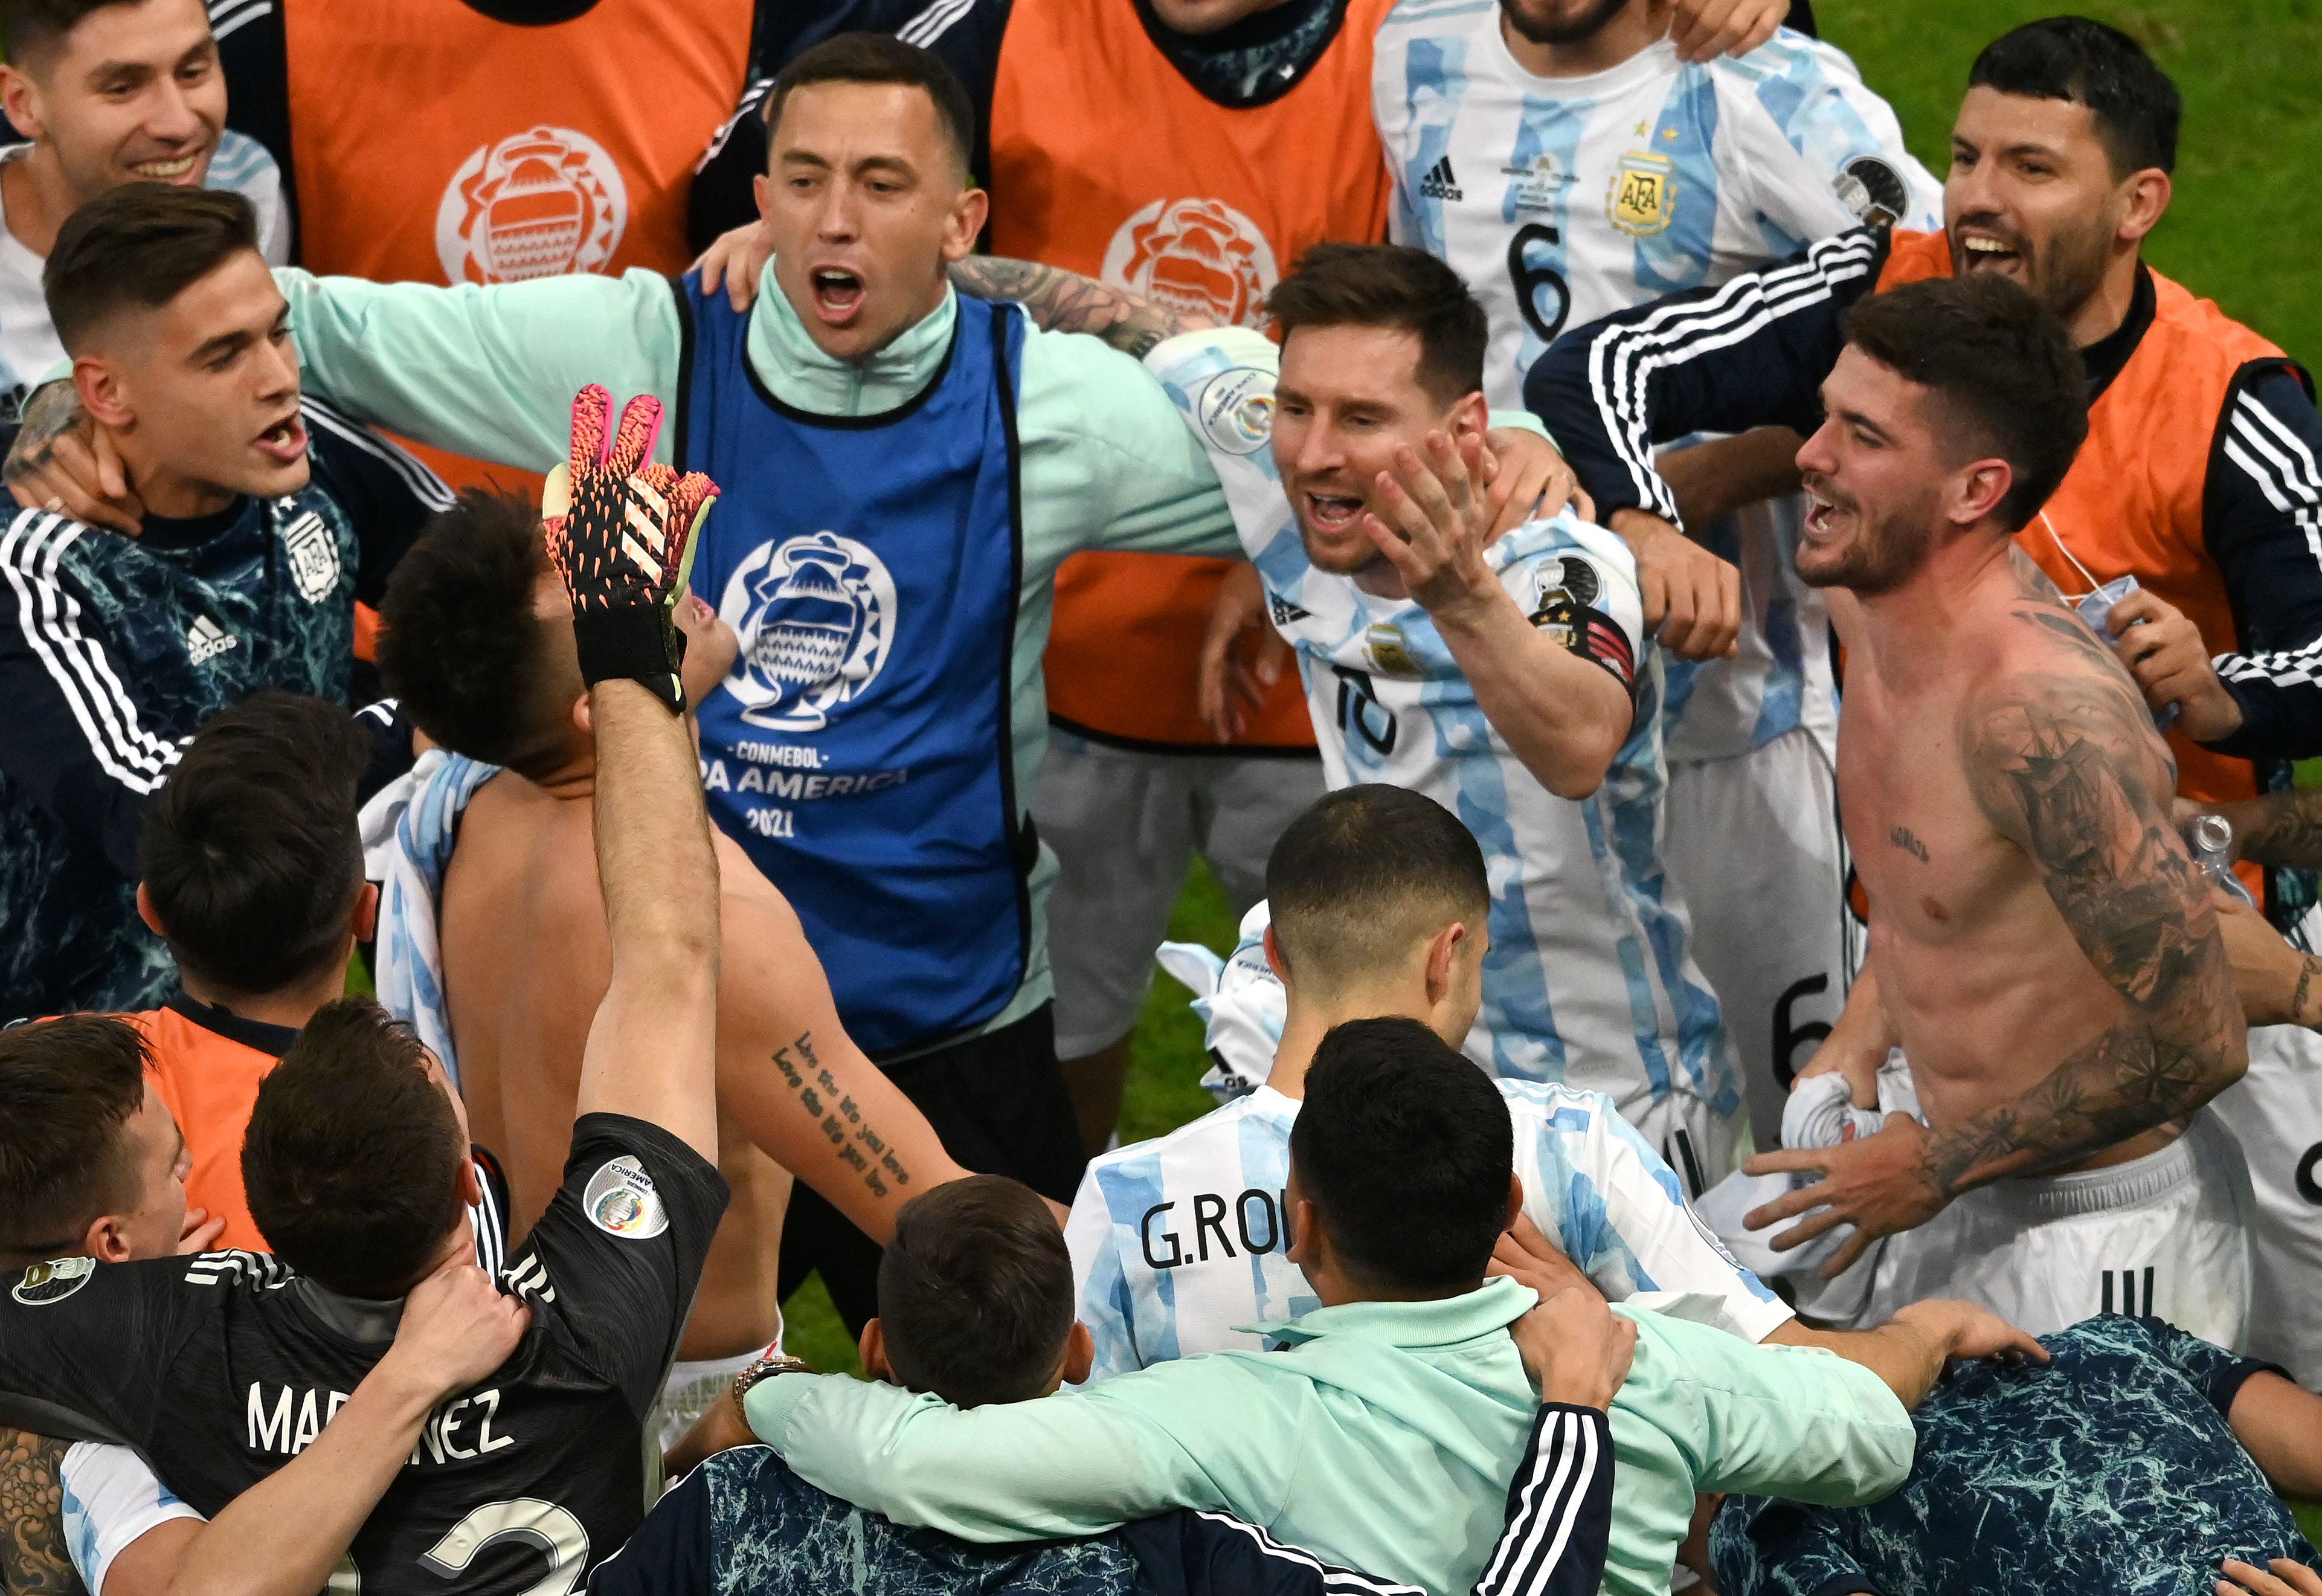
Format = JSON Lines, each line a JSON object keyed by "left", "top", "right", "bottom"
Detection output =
{"left": 1890, "top": 1298, "right": 2048, "bottom": 1369}
{"left": 1197, "top": 562, "right": 1287, "bottom": 743}
{"left": 692, "top": 221, "right": 774, "bottom": 314}
{"left": 1668, "top": 0, "right": 1787, "bottom": 60}
{"left": 378, "top": 1260, "right": 532, "bottom": 1401}
{"left": 2220, "top": 1558, "right": 2322, "bottom": 1596}
{"left": 4, "top": 380, "right": 145, "bottom": 536}
{"left": 1479, "top": 428, "right": 1589, "bottom": 536}
{"left": 2105, "top": 586, "right": 2243, "bottom": 744}
{"left": 1608, "top": 508, "right": 1740, "bottom": 661}
{"left": 175, "top": 1208, "right": 226, "bottom": 1255}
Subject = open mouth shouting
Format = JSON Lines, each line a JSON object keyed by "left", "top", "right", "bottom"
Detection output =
{"left": 1301, "top": 488, "right": 1368, "bottom": 536}
{"left": 253, "top": 413, "right": 308, "bottom": 465}
{"left": 1952, "top": 221, "right": 2028, "bottom": 279}
{"left": 808, "top": 266, "right": 867, "bottom": 325}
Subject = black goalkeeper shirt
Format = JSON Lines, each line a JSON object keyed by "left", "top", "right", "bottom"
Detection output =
{"left": 0, "top": 1114, "right": 727, "bottom": 1595}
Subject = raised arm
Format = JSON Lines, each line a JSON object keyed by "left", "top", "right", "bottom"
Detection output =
{"left": 547, "top": 387, "right": 724, "bottom": 1159}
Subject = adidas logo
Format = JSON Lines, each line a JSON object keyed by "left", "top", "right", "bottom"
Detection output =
{"left": 1417, "top": 155, "right": 1463, "bottom": 202}
{"left": 187, "top": 616, "right": 237, "bottom": 664}
{"left": 1269, "top": 592, "right": 1313, "bottom": 625}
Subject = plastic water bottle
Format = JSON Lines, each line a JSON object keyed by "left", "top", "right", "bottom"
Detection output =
{"left": 2185, "top": 812, "right": 2260, "bottom": 907}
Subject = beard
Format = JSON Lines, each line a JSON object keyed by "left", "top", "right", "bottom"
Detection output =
{"left": 1499, "top": 0, "right": 1632, "bottom": 47}
{"left": 1796, "top": 487, "right": 1937, "bottom": 597}
{"left": 1948, "top": 211, "right": 2113, "bottom": 329}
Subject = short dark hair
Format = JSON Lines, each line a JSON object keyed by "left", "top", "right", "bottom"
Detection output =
{"left": 1288, "top": 1017, "right": 1512, "bottom": 1295}
{"left": 876, "top": 1176, "right": 1074, "bottom": 1408}
{"left": 378, "top": 491, "right": 570, "bottom": 777}
{"left": 1267, "top": 785, "right": 1490, "bottom": 989}
{"left": 44, "top": 184, "right": 259, "bottom": 354}
{"left": 0, "top": 1015, "right": 149, "bottom": 1266}
{"left": 1968, "top": 17, "right": 2180, "bottom": 177}
{"left": 766, "top": 33, "right": 976, "bottom": 181}
{"left": 242, "top": 999, "right": 467, "bottom": 1298}
{"left": 140, "top": 692, "right": 369, "bottom": 997}
{"left": 0, "top": 0, "right": 130, "bottom": 72}
{"left": 1841, "top": 275, "right": 2089, "bottom": 532}
{"left": 1266, "top": 244, "right": 1488, "bottom": 408}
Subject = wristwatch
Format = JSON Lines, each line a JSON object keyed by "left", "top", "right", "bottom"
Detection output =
{"left": 729, "top": 1351, "right": 813, "bottom": 1423}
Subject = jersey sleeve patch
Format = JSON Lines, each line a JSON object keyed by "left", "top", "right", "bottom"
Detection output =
{"left": 582, "top": 1156, "right": 670, "bottom": 1241}
{"left": 1525, "top": 555, "right": 1637, "bottom": 688}
{"left": 12, "top": 1256, "right": 95, "bottom": 1306}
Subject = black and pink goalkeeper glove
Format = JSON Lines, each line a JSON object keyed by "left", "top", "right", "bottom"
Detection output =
{"left": 541, "top": 385, "right": 719, "bottom": 713}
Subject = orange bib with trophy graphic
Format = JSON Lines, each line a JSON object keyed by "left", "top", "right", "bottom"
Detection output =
{"left": 283, "top": 0, "right": 750, "bottom": 491}
{"left": 990, "top": 0, "right": 1395, "bottom": 751}
{"left": 1880, "top": 228, "right": 2296, "bottom": 826}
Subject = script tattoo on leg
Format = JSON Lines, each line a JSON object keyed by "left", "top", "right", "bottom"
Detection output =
{"left": 770, "top": 1032, "right": 911, "bottom": 1199}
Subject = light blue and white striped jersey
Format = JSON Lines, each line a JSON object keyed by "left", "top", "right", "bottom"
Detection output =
{"left": 1372, "top": 14, "right": 1941, "bottom": 759}
{"left": 1150, "top": 326, "right": 1738, "bottom": 1119}
{"left": 62, "top": 1441, "right": 201, "bottom": 1596}
{"left": 0, "top": 131, "right": 289, "bottom": 419}
{"left": 1064, "top": 1032, "right": 1790, "bottom": 1383}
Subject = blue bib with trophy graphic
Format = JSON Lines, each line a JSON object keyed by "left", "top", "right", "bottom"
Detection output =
{"left": 675, "top": 276, "right": 1030, "bottom": 1058}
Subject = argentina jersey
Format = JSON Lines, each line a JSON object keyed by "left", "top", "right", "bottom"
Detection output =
{"left": 1371, "top": 8, "right": 1940, "bottom": 759}
{"left": 1147, "top": 327, "right": 1738, "bottom": 1125}
{"left": 1065, "top": 930, "right": 1788, "bottom": 1382}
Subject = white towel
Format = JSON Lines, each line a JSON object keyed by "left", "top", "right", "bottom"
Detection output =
{"left": 1154, "top": 901, "right": 1285, "bottom": 1104}
{"left": 359, "top": 748, "right": 497, "bottom": 1093}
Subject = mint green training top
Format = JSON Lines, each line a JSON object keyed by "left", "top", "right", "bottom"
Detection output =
{"left": 745, "top": 1278, "right": 1915, "bottom": 1595}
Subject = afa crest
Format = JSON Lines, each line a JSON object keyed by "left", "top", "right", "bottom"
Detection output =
{"left": 1607, "top": 152, "right": 1674, "bottom": 238}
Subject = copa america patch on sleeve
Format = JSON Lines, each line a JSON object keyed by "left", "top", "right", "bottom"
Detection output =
{"left": 13, "top": 1255, "right": 94, "bottom": 1305}
{"left": 584, "top": 1156, "right": 670, "bottom": 1240}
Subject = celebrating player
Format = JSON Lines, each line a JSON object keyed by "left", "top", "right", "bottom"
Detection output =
{"left": 1067, "top": 783, "right": 1789, "bottom": 1380}
{"left": 0, "top": 387, "right": 732, "bottom": 1594}
{"left": 1731, "top": 277, "right": 2251, "bottom": 1344}
{"left": 374, "top": 488, "right": 974, "bottom": 1446}
{"left": 0, "top": 183, "right": 444, "bottom": 1022}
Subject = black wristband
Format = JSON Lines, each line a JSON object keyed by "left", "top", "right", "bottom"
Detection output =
{"left": 571, "top": 606, "right": 688, "bottom": 713}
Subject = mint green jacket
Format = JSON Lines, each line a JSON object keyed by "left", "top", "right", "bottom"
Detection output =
{"left": 746, "top": 1278, "right": 1914, "bottom": 1595}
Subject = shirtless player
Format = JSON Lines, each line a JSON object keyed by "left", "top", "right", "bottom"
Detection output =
{"left": 376, "top": 489, "right": 971, "bottom": 1447}
{"left": 1737, "top": 276, "right": 2251, "bottom": 1343}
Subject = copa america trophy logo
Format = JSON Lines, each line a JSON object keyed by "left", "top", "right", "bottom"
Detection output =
{"left": 436, "top": 126, "right": 628, "bottom": 285}
{"left": 719, "top": 532, "right": 899, "bottom": 732}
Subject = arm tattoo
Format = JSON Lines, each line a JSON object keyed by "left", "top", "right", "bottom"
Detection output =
{"left": 1928, "top": 664, "right": 2245, "bottom": 1194}
{"left": 767, "top": 1032, "right": 912, "bottom": 1199}
{"left": 947, "top": 257, "right": 1210, "bottom": 358}
{"left": 2, "top": 384, "right": 83, "bottom": 485}
{"left": 2227, "top": 788, "right": 2322, "bottom": 870}
{"left": 0, "top": 1429, "right": 85, "bottom": 1596}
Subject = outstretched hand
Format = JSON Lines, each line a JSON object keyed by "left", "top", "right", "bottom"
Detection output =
{"left": 1740, "top": 1113, "right": 1949, "bottom": 1277}
{"left": 1196, "top": 561, "right": 1291, "bottom": 742}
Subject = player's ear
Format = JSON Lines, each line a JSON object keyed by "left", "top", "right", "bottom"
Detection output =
{"left": 1262, "top": 923, "right": 1289, "bottom": 983}
{"left": 1424, "top": 922, "right": 1467, "bottom": 1005}
{"left": 75, "top": 355, "right": 133, "bottom": 433}
{"left": 134, "top": 882, "right": 166, "bottom": 939}
{"left": 1952, "top": 457, "right": 2013, "bottom": 529}
{"left": 0, "top": 65, "right": 43, "bottom": 144}
{"left": 1507, "top": 1173, "right": 1524, "bottom": 1231}
{"left": 1447, "top": 390, "right": 1490, "bottom": 440}
{"left": 860, "top": 1318, "right": 898, "bottom": 1386}
{"left": 2117, "top": 166, "right": 2172, "bottom": 245}
{"left": 1054, "top": 1322, "right": 1094, "bottom": 1392}
{"left": 83, "top": 1213, "right": 133, "bottom": 1264}
{"left": 569, "top": 692, "right": 593, "bottom": 739}
{"left": 943, "top": 184, "right": 989, "bottom": 265}
{"left": 352, "top": 881, "right": 379, "bottom": 945}
{"left": 456, "top": 1154, "right": 483, "bottom": 1211}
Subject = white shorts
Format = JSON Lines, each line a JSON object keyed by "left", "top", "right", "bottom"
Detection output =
{"left": 2207, "top": 1020, "right": 2322, "bottom": 1385}
{"left": 1703, "top": 1064, "right": 2254, "bottom": 1345}
{"left": 1034, "top": 733, "right": 1323, "bottom": 1059}
{"left": 1662, "top": 727, "right": 1848, "bottom": 1152}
